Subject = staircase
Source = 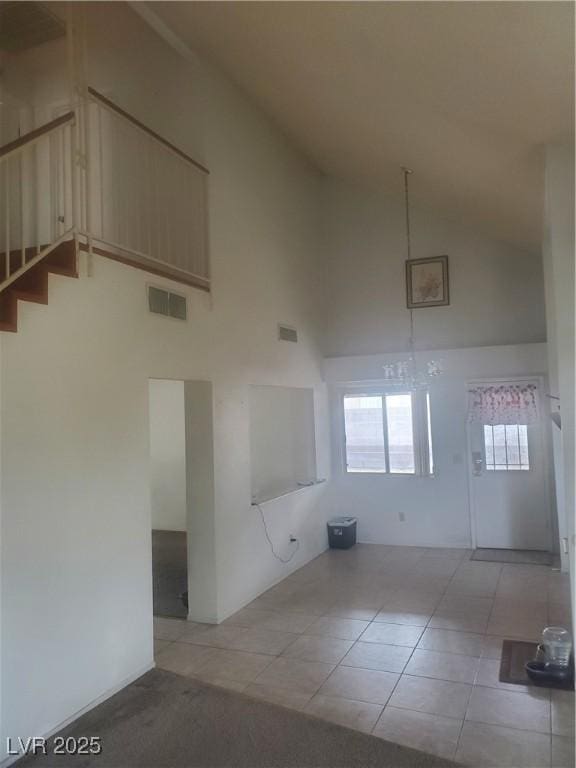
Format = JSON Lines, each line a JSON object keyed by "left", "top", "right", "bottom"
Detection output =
{"left": 0, "top": 91, "right": 210, "bottom": 333}
{"left": 0, "top": 110, "right": 77, "bottom": 333}
{"left": 0, "top": 240, "right": 77, "bottom": 332}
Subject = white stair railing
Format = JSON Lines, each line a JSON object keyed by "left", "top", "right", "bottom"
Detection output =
{"left": 0, "top": 112, "right": 76, "bottom": 292}
{"left": 84, "top": 88, "right": 210, "bottom": 292}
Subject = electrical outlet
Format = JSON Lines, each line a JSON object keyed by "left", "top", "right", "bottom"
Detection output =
{"left": 398, "top": 511, "right": 406, "bottom": 522}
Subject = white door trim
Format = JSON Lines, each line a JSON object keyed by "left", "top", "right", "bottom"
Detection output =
{"left": 466, "top": 375, "right": 552, "bottom": 551}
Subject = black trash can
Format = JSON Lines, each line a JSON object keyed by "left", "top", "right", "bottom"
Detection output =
{"left": 327, "top": 517, "right": 357, "bottom": 549}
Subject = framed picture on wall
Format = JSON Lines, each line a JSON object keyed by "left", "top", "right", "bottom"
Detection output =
{"left": 406, "top": 255, "right": 449, "bottom": 308}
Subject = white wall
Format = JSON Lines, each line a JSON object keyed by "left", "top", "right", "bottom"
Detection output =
{"left": 0, "top": 4, "right": 330, "bottom": 760}
{"left": 148, "top": 379, "right": 186, "bottom": 532}
{"left": 542, "top": 143, "right": 575, "bottom": 608}
{"left": 184, "top": 380, "right": 218, "bottom": 624}
{"left": 324, "top": 343, "right": 551, "bottom": 548}
{"left": 322, "top": 178, "right": 546, "bottom": 358}
{"left": 250, "top": 385, "right": 317, "bottom": 503}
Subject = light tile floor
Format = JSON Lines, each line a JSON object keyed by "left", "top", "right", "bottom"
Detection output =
{"left": 154, "top": 545, "right": 575, "bottom": 767}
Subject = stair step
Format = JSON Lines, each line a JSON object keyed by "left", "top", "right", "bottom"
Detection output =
{"left": 11, "top": 264, "right": 49, "bottom": 304}
{"left": 0, "top": 239, "right": 77, "bottom": 333}
{"left": 44, "top": 240, "right": 77, "bottom": 277}
{"left": 0, "top": 291, "right": 17, "bottom": 332}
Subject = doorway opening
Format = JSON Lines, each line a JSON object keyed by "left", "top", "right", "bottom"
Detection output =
{"left": 148, "top": 379, "right": 188, "bottom": 619}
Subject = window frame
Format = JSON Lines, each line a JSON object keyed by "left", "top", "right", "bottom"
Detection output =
{"left": 341, "top": 388, "right": 434, "bottom": 478}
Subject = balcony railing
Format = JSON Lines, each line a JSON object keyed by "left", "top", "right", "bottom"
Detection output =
{"left": 0, "top": 89, "right": 210, "bottom": 295}
{"left": 84, "top": 89, "right": 210, "bottom": 291}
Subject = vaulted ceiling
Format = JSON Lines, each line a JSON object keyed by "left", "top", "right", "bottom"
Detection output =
{"left": 150, "top": 1, "right": 574, "bottom": 250}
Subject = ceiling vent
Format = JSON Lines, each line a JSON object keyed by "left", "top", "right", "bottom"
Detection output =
{"left": 148, "top": 286, "right": 187, "bottom": 321}
{"left": 278, "top": 324, "right": 298, "bottom": 343}
{"left": 0, "top": 2, "right": 65, "bottom": 53}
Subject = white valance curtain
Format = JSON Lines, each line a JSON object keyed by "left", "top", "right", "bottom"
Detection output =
{"left": 467, "top": 383, "right": 539, "bottom": 425}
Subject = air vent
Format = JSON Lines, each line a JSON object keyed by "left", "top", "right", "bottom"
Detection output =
{"left": 278, "top": 324, "right": 298, "bottom": 343}
{"left": 148, "top": 286, "right": 187, "bottom": 321}
{"left": 169, "top": 292, "right": 187, "bottom": 320}
{"left": 0, "top": 2, "right": 65, "bottom": 53}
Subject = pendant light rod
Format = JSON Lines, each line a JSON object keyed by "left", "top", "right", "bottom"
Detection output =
{"left": 402, "top": 167, "right": 416, "bottom": 353}
{"left": 402, "top": 166, "right": 413, "bottom": 262}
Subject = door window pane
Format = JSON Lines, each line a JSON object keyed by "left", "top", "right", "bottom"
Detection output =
{"left": 484, "top": 424, "right": 530, "bottom": 471}
{"left": 492, "top": 425, "right": 507, "bottom": 467}
{"left": 386, "top": 394, "right": 415, "bottom": 474}
{"left": 344, "top": 396, "right": 386, "bottom": 472}
{"left": 518, "top": 425, "right": 529, "bottom": 468}
{"left": 505, "top": 425, "right": 520, "bottom": 467}
{"left": 484, "top": 429, "right": 495, "bottom": 467}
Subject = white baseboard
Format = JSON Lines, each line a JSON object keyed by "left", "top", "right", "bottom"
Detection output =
{"left": 0, "top": 660, "right": 155, "bottom": 768}
{"left": 186, "top": 612, "right": 219, "bottom": 624}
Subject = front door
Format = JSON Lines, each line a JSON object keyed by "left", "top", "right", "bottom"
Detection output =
{"left": 468, "top": 379, "right": 550, "bottom": 551}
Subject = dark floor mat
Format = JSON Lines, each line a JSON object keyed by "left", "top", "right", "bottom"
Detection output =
{"left": 500, "top": 639, "right": 574, "bottom": 690}
{"left": 471, "top": 548, "right": 552, "bottom": 565}
{"left": 500, "top": 639, "right": 540, "bottom": 685}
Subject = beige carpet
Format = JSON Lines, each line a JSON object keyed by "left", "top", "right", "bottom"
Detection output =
{"left": 19, "top": 669, "right": 456, "bottom": 768}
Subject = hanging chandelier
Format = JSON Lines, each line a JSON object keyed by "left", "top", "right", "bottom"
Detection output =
{"left": 382, "top": 168, "right": 443, "bottom": 389}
